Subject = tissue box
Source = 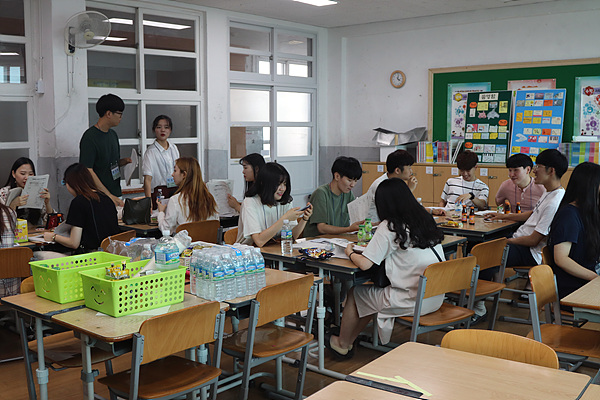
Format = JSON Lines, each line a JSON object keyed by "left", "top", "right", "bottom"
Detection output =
{"left": 15, "top": 219, "right": 27, "bottom": 243}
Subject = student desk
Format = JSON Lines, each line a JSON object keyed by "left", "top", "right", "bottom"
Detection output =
{"left": 350, "top": 342, "right": 590, "bottom": 400}
{"left": 2, "top": 291, "right": 220, "bottom": 400}
{"left": 305, "top": 380, "right": 412, "bottom": 400}
{"left": 260, "top": 234, "right": 467, "bottom": 380}
{"left": 561, "top": 277, "right": 600, "bottom": 323}
{"left": 436, "top": 216, "right": 520, "bottom": 242}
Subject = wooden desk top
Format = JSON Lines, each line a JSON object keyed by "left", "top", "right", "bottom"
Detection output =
{"left": 52, "top": 293, "right": 222, "bottom": 342}
{"left": 561, "top": 277, "right": 600, "bottom": 311}
{"left": 350, "top": 342, "right": 589, "bottom": 400}
{"left": 436, "top": 216, "right": 519, "bottom": 238}
{"left": 580, "top": 383, "right": 600, "bottom": 400}
{"left": 305, "top": 381, "right": 411, "bottom": 400}
{"left": 0, "top": 292, "right": 85, "bottom": 320}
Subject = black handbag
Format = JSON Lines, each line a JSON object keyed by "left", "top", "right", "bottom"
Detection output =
{"left": 122, "top": 197, "right": 151, "bottom": 225}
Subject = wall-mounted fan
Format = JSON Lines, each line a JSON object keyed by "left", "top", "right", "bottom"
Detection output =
{"left": 64, "top": 11, "right": 111, "bottom": 54}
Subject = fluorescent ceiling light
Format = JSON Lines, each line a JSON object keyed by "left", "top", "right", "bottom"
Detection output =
{"left": 0, "top": 52, "right": 19, "bottom": 56}
{"left": 293, "top": 0, "right": 338, "bottom": 6}
{"left": 109, "top": 17, "right": 190, "bottom": 30}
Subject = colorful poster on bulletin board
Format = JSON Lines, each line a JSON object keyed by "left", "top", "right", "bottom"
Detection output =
{"left": 510, "top": 89, "right": 566, "bottom": 160}
{"left": 464, "top": 91, "right": 512, "bottom": 164}
{"left": 574, "top": 76, "right": 600, "bottom": 139}
{"left": 447, "top": 82, "right": 491, "bottom": 140}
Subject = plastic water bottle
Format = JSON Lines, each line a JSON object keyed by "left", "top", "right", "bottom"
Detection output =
{"left": 204, "top": 252, "right": 215, "bottom": 300}
{"left": 156, "top": 188, "right": 164, "bottom": 205}
{"left": 252, "top": 247, "right": 266, "bottom": 290}
{"left": 454, "top": 201, "right": 462, "bottom": 218}
{"left": 190, "top": 250, "right": 202, "bottom": 297}
{"left": 154, "top": 230, "right": 180, "bottom": 271}
{"left": 221, "top": 252, "right": 236, "bottom": 300}
{"left": 243, "top": 247, "right": 257, "bottom": 295}
{"left": 230, "top": 248, "right": 248, "bottom": 297}
{"left": 212, "top": 254, "right": 226, "bottom": 301}
{"left": 281, "top": 220, "right": 293, "bottom": 256}
{"left": 140, "top": 244, "right": 153, "bottom": 261}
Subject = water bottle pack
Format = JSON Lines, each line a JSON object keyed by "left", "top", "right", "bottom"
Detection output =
{"left": 154, "top": 230, "right": 180, "bottom": 271}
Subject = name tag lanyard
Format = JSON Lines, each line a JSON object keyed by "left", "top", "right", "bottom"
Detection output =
{"left": 154, "top": 141, "right": 176, "bottom": 187}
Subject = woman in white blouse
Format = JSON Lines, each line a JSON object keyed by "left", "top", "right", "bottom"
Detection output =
{"left": 157, "top": 157, "right": 218, "bottom": 234}
{"left": 142, "top": 115, "right": 180, "bottom": 198}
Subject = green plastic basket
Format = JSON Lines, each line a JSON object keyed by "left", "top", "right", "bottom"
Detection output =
{"left": 30, "top": 252, "right": 130, "bottom": 304}
{"left": 79, "top": 261, "right": 186, "bottom": 317}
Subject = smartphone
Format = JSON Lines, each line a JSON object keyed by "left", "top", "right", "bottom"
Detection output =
{"left": 299, "top": 204, "right": 310, "bottom": 211}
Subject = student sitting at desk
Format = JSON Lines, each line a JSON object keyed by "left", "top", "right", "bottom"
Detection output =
{"left": 439, "top": 150, "right": 489, "bottom": 210}
{"left": 157, "top": 157, "right": 218, "bottom": 235}
{"left": 236, "top": 162, "right": 312, "bottom": 246}
{"left": 303, "top": 156, "right": 363, "bottom": 238}
{"left": 227, "top": 153, "right": 266, "bottom": 213}
{"left": 142, "top": 115, "right": 180, "bottom": 198}
{"left": 43, "top": 163, "right": 120, "bottom": 253}
{"left": 327, "top": 178, "right": 445, "bottom": 358}
{"left": 548, "top": 162, "right": 600, "bottom": 301}
{"left": 365, "top": 150, "right": 418, "bottom": 223}
{"left": 0, "top": 202, "right": 19, "bottom": 297}
{"left": 0, "top": 157, "right": 54, "bottom": 227}
{"left": 495, "top": 153, "right": 546, "bottom": 213}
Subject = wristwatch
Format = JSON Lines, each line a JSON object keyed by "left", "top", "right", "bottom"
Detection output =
{"left": 52, "top": 233, "right": 57, "bottom": 242}
{"left": 469, "top": 192, "right": 475, "bottom": 200}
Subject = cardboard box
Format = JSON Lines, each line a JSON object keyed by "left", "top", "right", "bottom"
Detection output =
{"left": 15, "top": 219, "right": 28, "bottom": 243}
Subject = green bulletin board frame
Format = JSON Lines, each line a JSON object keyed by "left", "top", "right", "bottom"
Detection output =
{"left": 428, "top": 58, "right": 600, "bottom": 143}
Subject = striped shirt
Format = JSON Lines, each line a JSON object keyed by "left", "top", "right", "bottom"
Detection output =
{"left": 0, "top": 207, "right": 20, "bottom": 298}
{"left": 440, "top": 176, "right": 489, "bottom": 208}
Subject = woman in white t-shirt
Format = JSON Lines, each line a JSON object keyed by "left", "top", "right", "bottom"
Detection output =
{"left": 236, "top": 162, "right": 312, "bottom": 247}
{"left": 328, "top": 178, "right": 446, "bottom": 358}
{"left": 157, "top": 157, "right": 218, "bottom": 234}
{"left": 142, "top": 115, "right": 180, "bottom": 198}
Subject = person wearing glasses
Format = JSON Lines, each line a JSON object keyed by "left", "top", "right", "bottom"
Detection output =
{"left": 79, "top": 94, "right": 131, "bottom": 207}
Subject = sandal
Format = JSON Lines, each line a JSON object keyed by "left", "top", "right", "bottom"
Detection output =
{"left": 325, "top": 333, "right": 354, "bottom": 360}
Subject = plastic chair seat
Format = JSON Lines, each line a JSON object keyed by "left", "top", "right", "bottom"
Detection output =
{"left": 223, "top": 323, "right": 313, "bottom": 358}
{"left": 398, "top": 303, "right": 474, "bottom": 326}
{"left": 98, "top": 355, "right": 221, "bottom": 399}
{"left": 526, "top": 324, "right": 600, "bottom": 358}
{"left": 28, "top": 331, "right": 115, "bottom": 368}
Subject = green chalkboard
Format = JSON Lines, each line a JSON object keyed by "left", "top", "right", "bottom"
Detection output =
{"left": 430, "top": 59, "right": 600, "bottom": 142}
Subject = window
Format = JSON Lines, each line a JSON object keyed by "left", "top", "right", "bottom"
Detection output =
{"left": 87, "top": 2, "right": 204, "bottom": 185}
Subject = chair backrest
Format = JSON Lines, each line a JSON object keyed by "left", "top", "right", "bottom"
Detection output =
{"left": 470, "top": 238, "right": 508, "bottom": 272}
{"left": 541, "top": 246, "right": 553, "bottom": 265}
{"left": 528, "top": 264, "right": 557, "bottom": 311}
{"left": 441, "top": 329, "right": 559, "bottom": 369}
{"left": 20, "top": 276, "right": 35, "bottom": 293}
{"left": 138, "top": 301, "right": 221, "bottom": 364}
{"left": 0, "top": 247, "right": 33, "bottom": 279}
{"left": 422, "top": 256, "right": 478, "bottom": 299}
{"left": 151, "top": 185, "right": 177, "bottom": 209}
{"left": 100, "top": 230, "right": 136, "bottom": 251}
{"left": 223, "top": 227, "right": 238, "bottom": 245}
{"left": 176, "top": 220, "right": 220, "bottom": 243}
{"left": 255, "top": 274, "right": 314, "bottom": 327}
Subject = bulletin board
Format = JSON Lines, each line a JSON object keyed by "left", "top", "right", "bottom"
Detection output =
{"left": 428, "top": 58, "right": 600, "bottom": 145}
{"left": 510, "top": 89, "right": 566, "bottom": 159}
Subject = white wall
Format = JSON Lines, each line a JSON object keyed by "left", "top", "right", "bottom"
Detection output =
{"left": 327, "top": 0, "right": 600, "bottom": 148}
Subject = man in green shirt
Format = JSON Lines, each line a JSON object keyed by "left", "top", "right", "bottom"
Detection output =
{"left": 79, "top": 94, "right": 131, "bottom": 207}
{"left": 304, "top": 156, "right": 363, "bottom": 238}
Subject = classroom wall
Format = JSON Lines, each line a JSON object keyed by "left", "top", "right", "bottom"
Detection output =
{"left": 323, "top": 0, "right": 600, "bottom": 191}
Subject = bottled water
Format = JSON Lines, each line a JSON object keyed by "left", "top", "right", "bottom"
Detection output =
{"left": 204, "top": 252, "right": 215, "bottom": 300}
{"left": 243, "top": 247, "right": 257, "bottom": 295}
{"left": 156, "top": 188, "right": 164, "bottom": 204}
{"left": 252, "top": 247, "right": 266, "bottom": 290}
{"left": 154, "top": 230, "right": 180, "bottom": 271}
{"left": 212, "top": 254, "right": 226, "bottom": 301}
{"left": 280, "top": 219, "right": 293, "bottom": 256}
{"left": 191, "top": 250, "right": 203, "bottom": 297}
{"left": 221, "top": 252, "right": 236, "bottom": 300}
{"left": 230, "top": 247, "right": 248, "bottom": 297}
{"left": 140, "top": 244, "right": 153, "bottom": 261}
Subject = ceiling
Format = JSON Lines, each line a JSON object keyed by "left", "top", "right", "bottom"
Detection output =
{"left": 173, "top": 0, "right": 561, "bottom": 28}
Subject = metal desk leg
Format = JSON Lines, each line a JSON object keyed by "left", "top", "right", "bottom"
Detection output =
{"left": 35, "top": 318, "right": 49, "bottom": 400}
{"left": 17, "top": 313, "right": 37, "bottom": 400}
{"left": 80, "top": 333, "right": 96, "bottom": 400}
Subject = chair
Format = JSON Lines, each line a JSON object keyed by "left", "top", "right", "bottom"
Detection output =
{"left": 0, "top": 246, "right": 33, "bottom": 284}
{"left": 397, "top": 256, "right": 479, "bottom": 342}
{"left": 526, "top": 264, "right": 600, "bottom": 378}
{"left": 223, "top": 227, "right": 238, "bottom": 245}
{"left": 20, "top": 276, "right": 35, "bottom": 293}
{"left": 441, "top": 329, "right": 559, "bottom": 369}
{"left": 450, "top": 238, "right": 508, "bottom": 330}
{"left": 220, "top": 274, "right": 317, "bottom": 400}
{"left": 100, "top": 229, "right": 136, "bottom": 251}
{"left": 98, "top": 302, "right": 225, "bottom": 400}
{"left": 176, "top": 220, "right": 220, "bottom": 243}
{"left": 151, "top": 185, "right": 177, "bottom": 210}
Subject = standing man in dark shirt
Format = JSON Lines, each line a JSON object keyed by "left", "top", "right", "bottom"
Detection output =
{"left": 79, "top": 94, "right": 131, "bottom": 207}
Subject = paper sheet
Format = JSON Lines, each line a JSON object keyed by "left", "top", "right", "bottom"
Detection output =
{"left": 19, "top": 175, "right": 49, "bottom": 209}
{"left": 348, "top": 194, "right": 371, "bottom": 224}
{"left": 5, "top": 187, "right": 22, "bottom": 207}
{"left": 123, "top": 148, "right": 138, "bottom": 186}
{"left": 207, "top": 179, "right": 238, "bottom": 217}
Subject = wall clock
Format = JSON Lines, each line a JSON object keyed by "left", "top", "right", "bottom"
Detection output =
{"left": 390, "top": 70, "right": 406, "bottom": 88}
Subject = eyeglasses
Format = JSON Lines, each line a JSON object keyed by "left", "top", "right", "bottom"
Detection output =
{"left": 60, "top": 179, "right": 66, "bottom": 186}
{"left": 113, "top": 111, "right": 123, "bottom": 116}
